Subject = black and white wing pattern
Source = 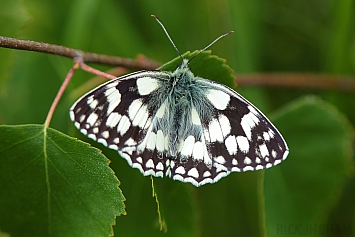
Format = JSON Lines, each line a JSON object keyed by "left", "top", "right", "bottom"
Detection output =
{"left": 70, "top": 69, "right": 170, "bottom": 155}
{"left": 70, "top": 59, "right": 289, "bottom": 187}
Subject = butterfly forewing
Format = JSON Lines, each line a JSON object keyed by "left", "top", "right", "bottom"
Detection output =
{"left": 70, "top": 70, "right": 169, "bottom": 155}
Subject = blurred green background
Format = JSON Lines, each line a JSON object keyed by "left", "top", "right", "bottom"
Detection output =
{"left": 0, "top": 0, "right": 355, "bottom": 237}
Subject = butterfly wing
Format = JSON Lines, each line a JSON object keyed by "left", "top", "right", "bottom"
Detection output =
{"left": 70, "top": 70, "right": 171, "bottom": 169}
{"left": 166, "top": 78, "right": 289, "bottom": 186}
{"left": 70, "top": 70, "right": 288, "bottom": 187}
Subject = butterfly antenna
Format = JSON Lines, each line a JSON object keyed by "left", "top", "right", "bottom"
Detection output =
{"left": 151, "top": 15, "right": 183, "bottom": 61}
{"left": 188, "top": 30, "right": 234, "bottom": 63}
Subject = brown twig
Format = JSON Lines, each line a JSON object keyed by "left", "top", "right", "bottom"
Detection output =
{"left": 0, "top": 36, "right": 162, "bottom": 70}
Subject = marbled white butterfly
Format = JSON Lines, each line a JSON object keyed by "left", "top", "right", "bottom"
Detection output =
{"left": 70, "top": 15, "right": 289, "bottom": 187}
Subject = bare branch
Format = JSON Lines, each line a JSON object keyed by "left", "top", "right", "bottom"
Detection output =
{"left": 0, "top": 36, "right": 162, "bottom": 70}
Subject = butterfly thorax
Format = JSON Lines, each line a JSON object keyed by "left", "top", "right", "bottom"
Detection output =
{"left": 171, "top": 58, "right": 193, "bottom": 81}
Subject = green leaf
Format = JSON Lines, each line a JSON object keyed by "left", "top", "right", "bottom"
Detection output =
{"left": 0, "top": 124, "right": 125, "bottom": 237}
{"left": 264, "top": 96, "right": 354, "bottom": 236}
{"left": 158, "top": 51, "right": 236, "bottom": 89}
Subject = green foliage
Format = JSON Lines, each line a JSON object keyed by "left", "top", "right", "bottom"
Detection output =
{"left": 0, "top": 0, "right": 355, "bottom": 237}
{"left": 265, "top": 96, "right": 354, "bottom": 237}
{"left": 0, "top": 125, "right": 125, "bottom": 237}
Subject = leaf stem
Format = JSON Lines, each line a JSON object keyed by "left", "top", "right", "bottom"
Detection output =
{"left": 151, "top": 177, "right": 167, "bottom": 232}
{"left": 80, "top": 62, "right": 116, "bottom": 80}
{"left": 44, "top": 62, "right": 78, "bottom": 128}
{"left": 44, "top": 58, "right": 123, "bottom": 128}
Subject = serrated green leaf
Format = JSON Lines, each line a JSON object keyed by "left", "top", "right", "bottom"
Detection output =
{"left": 158, "top": 51, "right": 236, "bottom": 89}
{"left": 0, "top": 124, "right": 125, "bottom": 237}
{"left": 264, "top": 96, "right": 354, "bottom": 237}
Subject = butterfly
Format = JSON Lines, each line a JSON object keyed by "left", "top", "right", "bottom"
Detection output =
{"left": 70, "top": 15, "right": 289, "bottom": 187}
